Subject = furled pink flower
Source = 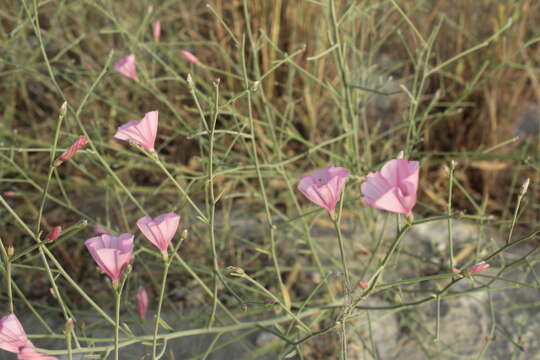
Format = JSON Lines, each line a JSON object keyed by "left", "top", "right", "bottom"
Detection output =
{"left": 452, "top": 268, "right": 461, "bottom": 274}
{"left": 0, "top": 314, "right": 57, "bottom": 360}
{"left": 94, "top": 225, "right": 111, "bottom": 235}
{"left": 45, "top": 226, "right": 62, "bottom": 242}
{"left": 114, "top": 111, "right": 159, "bottom": 152}
{"left": 54, "top": 136, "right": 88, "bottom": 167}
{"left": 136, "top": 287, "right": 149, "bottom": 320}
{"left": 297, "top": 166, "right": 350, "bottom": 215}
{"left": 137, "top": 212, "right": 180, "bottom": 259}
{"left": 361, "top": 154, "right": 419, "bottom": 215}
{"left": 467, "top": 262, "right": 490, "bottom": 274}
{"left": 113, "top": 54, "right": 137, "bottom": 80}
{"left": 181, "top": 50, "right": 200, "bottom": 64}
{"left": 153, "top": 20, "right": 161, "bottom": 40}
{"left": 358, "top": 281, "right": 369, "bottom": 289}
{"left": 85, "top": 233, "right": 134, "bottom": 285}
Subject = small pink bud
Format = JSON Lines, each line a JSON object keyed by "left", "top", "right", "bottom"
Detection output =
{"left": 7, "top": 245, "right": 14, "bottom": 257}
{"left": 3, "top": 191, "right": 16, "bottom": 197}
{"left": 66, "top": 318, "right": 74, "bottom": 330}
{"left": 181, "top": 50, "right": 200, "bottom": 65}
{"left": 45, "top": 226, "right": 62, "bottom": 242}
{"left": 467, "top": 262, "right": 490, "bottom": 274}
{"left": 54, "top": 136, "right": 88, "bottom": 167}
{"left": 136, "top": 287, "right": 149, "bottom": 320}
{"left": 358, "top": 280, "right": 369, "bottom": 289}
{"left": 153, "top": 20, "right": 161, "bottom": 40}
{"left": 50, "top": 288, "right": 57, "bottom": 298}
{"left": 452, "top": 268, "right": 461, "bottom": 274}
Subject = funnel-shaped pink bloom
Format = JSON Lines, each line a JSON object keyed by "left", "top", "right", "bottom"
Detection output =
{"left": 85, "top": 233, "right": 134, "bottom": 284}
{"left": 153, "top": 20, "right": 161, "bottom": 40}
{"left": 137, "top": 212, "right": 180, "bottom": 256}
{"left": 114, "top": 111, "right": 159, "bottom": 152}
{"left": 361, "top": 155, "right": 419, "bottom": 215}
{"left": 0, "top": 314, "right": 57, "bottom": 359}
{"left": 181, "top": 50, "right": 200, "bottom": 64}
{"left": 113, "top": 54, "right": 137, "bottom": 80}
{"left": 297, "top": 166, "right": 350, "bottom": 215}
{"left": 136, "top": 287, "right": 149, "bottom": 320}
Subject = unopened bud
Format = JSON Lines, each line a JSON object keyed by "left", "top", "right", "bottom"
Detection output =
{"left": 54, "top": 136, "right": 89, "bottom": 167}
{"left": 3, "top": 191, "right": 16, "bottom": 197}
{"left": 240, "top": 304, "right": 248, "bottom": 312}
{"left": 187, "top": 74, "right": 194, "bottom": 87}
{"left": 451, "top": 268, "right": 461, "bottom": 274}
{"left": 358, "top": 280, "right": 369, "bottom": 289}
{"left": 434, "top": 89, "right": 441, "bottom": 98}
{"left": 521, "top": 178, "right": 530, "bottom": 195}
{"left": 66, "top": 318, "right": 74, "bottom": 331}
{"left": 467, "top": 262, "right": 490, "bottom": 274}
{"left": 60, "top": 101, "right": 68, "bottom": 116}
{"left": 181, "top": 229, "right": 188, "bottom": 240}
{"left": 153, "top": 20, "right": 161, "bottom": 40}
{"left": 7, "top": 245, "right": 14, "bottom": 258}
{"left": 250, "top": 81, "right": 260, "bottom": 91}
{"left": 45, "top": 226, "right": 62, "bottom": 242}
{"left": 50, "top": 288, "right": 57, "bottom": 298}
{"left": 397, "top": 150, "right": 404, "bottom": 159}
{"left": 226, "top": 266, "right": 245, "bottom": 277}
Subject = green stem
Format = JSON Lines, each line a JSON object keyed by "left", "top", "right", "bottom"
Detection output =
{"left": 332, "top": 216, "right": 351, "bottom": 296}
{"left": 114, "top": 288, "right": 122, "bottom": 360}
{"left": 152, "top": 260, "right": 170, "bottom": 359}
{"left": 0, "top": 240, "right": 13, "bottom": 313}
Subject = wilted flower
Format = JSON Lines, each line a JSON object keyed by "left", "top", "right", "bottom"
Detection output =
{"left": 137, "top": 212, "right": 180, "bottom": 260}
{"left": 113, "top": 54, "right": 137, "bottom": 80}
{"left": 181, "top": 50, "right": 200, "bottom": 64}
{"left": 361, "top": 153, "right": 419, "bottom": 215}
{"left": 85, "top": 233, "right": 134, "bottom": 286}
{"left": 136, "top": 287, "right": 149, "bottom": 320}
{"left": 114, "top": 111, "right": 159, "bottom": 152}
{"left": 297, "top": 166, "right": 350, "bottom": 215}
{"left": 54, "top": 136, "right": 88, "bottom": 167}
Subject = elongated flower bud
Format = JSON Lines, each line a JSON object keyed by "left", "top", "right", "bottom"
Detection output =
{"left": 45, "top": 226, "right": 62, "bottom": 242}
{"left": 54, "top": 136, "right": 88, "bottom": 167}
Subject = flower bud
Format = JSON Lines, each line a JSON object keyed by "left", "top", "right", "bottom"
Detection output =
{"left": 467, "top": 262, "right": 490, "bottom": 274}
{"left": 358, "top": 280, "right": 369, "bottom": 289}
{"left": 7, "top": 245, "right": 14, "bottom": 258}
{"left": 45, "top": 226, "right": 62, "bottom": 242}
{"left": 226, "top": 266, "right": 245, "bottom": 277}
{"left": 54, "top": 136, "right": 88, "bottom": 167}
{"left": 451, "top": 268, "right": 461, "bottom": 274}
{"left": 521, "top": 178, "right": 530, "bottom": 195}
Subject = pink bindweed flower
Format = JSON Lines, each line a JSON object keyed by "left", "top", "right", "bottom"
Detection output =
{"left": 153, "top": 20, "right": 161, "bottom": 40}
{"left": 361, "top": 153, "right": 419, "bottom": 215}
{"left": 136, "top": 287, "right": 149, "bottom": 320}
{"left": 45, "top": 226, "right": 62, "bottom": 242}
{"left": 114, "top": 111, "right": 159, "bottom": 152}
{"left": 113, "top": 54, "right": 137, "bottom": 80}
{"left": 54, "top": 136, "right": 88, "bottom": 167}
{"left": 467, "top": 262, "right": 490, "bottom": 274}
{"left": 297, "top": 166, "right": 350, "bottom": 216}
{"left": 85, "top": 233, "right": 134, "bottom": 286}
{"left": 0, "top": 314, "right": 57, "bottom": 360}
{"left": 137, "top": 212, "right": 180, "bottom": 260}
{"left": 181, "top": 50, "right": 200, "bottom": 64}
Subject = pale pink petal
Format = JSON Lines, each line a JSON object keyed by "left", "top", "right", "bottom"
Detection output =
{"left": 114, "top": 111, "right": 159, "bottom": 151}
{"left": 113, "top": 54, "right": 137, "bottom": 80}
{"left": 137, "top": 212, "right": 180, "bottom": 253}
{"left": 0, "top": 314, "right": 27, "bottom": 353}
{"left": 361, "top": 154, "right": 419, "bottom": 215}
{"left": 17, "top": 344, "right": 58, "bottom": 360}
{"left": 85, "top": 233, "right": 134, "bottom": 282}
{"left": 297, "top": 166, "right": 350, "bottom": 215}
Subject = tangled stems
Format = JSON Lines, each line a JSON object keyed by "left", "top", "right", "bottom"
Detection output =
{"left": 113, "top": 272, "right": 129, "bottom": 360}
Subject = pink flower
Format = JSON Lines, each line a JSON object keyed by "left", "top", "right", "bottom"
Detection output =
{"left": 85, "top": 233, "right": 134, "bottom": 285}
{"left": 54, "top": 136, "right": 88, "bottom": 166}
{"left": 467, "top": 262, "right": 490, "bottom": 274}
{"left": 181, "top": 50, "right": 200, "bottom": 64}
{"left": 358, "top": 281, "right": 369, "bottom": 289}
{"left": 45, "top": 226, "right": 62, "bottom": 242}
{"left": 452, "top": 268, "right": 461, "bottom": 274}
{"left": 153, "top": 20, "right": 161, "bottom": 40}
{"left": 113, "top": 54, "right": 137, "bottom": 80}
{"left": 137, "top": 212, "right": 180, "bottom": 259}
{"left": 0, "top": 314, "right": 57, "bottom": 360}
{"left": 297, "top": 166, "right": 350, "bottom": 215}
{"left": 114, "top": 111, "right": 159, "bottom": 152}
{"left": 361, "top": 154, "right": 419, "bottom": 215}
{"left": 136, "top": 287, "right": 149, "bottom": 320}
